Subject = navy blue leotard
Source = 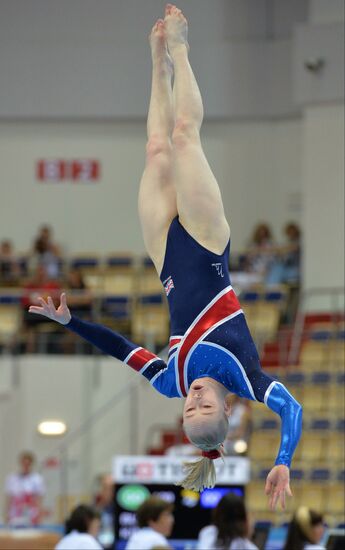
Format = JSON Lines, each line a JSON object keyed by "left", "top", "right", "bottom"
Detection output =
{"left": 67, "top": 217, "right": 302, "bottom": 467}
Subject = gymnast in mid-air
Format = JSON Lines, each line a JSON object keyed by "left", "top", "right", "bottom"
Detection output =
{"left": 29, "top": 4, "right": 302, "bottom": 509}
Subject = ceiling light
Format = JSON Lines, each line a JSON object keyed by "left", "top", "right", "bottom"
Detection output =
{"left": 37, "top": 420, "right": 67, "bottom": 436}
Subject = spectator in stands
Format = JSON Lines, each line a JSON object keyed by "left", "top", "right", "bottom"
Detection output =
{"left": 30, "top": 224, "right": 62, "bottom": 279}
{"left": 246, "top": 223, "right": 276, "bottom": 281}
{"left": 55, "top": 504, "right": 102, "bottom": 550}
{"left": 283, "top": 507, "right": 325, "bottom": 550}
{"left": 93, "top": 473, "right": 115, "bottom": 549}
{"left": 4, "top": 451, "right": 45, "bottom": 527}
{"left": 266, "top": 222, "right": 301, "bottom": 285}
{"left": 126, "top": 496, "right": 174, "bottom": 550}
{"left": 0, "top": 239, "right": 20, "bottom": 285}
{"left": 223, "top": 396, "right": 252, "bottom": 456}
{"left": 60, "top": 268, "right": 93, "bottom": 353}
{"left": 21, "top": 264, "right": 61, "bottom": 352}
{"left": 197, "top": 492, "right": 257, "bottom": 549}
{"left": 65, "top": 268, "right": 93, "bottom": 319}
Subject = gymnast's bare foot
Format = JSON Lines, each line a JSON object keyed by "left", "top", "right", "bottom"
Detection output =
{"left": 149, "top": 19, "right": 173, "bottom": 74}
{"left": 164, "top": 4, "right": 189, "bottom": 55}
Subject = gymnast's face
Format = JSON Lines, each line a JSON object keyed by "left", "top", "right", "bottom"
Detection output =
{"left": 183, "top": 379, "right": 230, "bottom": 424}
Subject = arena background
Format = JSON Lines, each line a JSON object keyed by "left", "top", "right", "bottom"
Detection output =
{"left": 0, "top": 0, "right": 344, "bottom": 548}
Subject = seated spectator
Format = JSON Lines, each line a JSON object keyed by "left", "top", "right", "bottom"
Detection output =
{"left": 60, "top": 268, "right": 93, "bottom": 353}
{"left": 0, "top": 239, "right": 20, "bottom": 286}
{"left": 266, "top": 222, "right": 301, "bottom": 285}
{"left": 223, "top": 396, "right": 252, "bottom": 456}
{"left": 55, "top": 504, "right": 102, "bottom": 550}
{"left": 246, "top": 223, "right": 276, "bottom": 281}
{"left": 93, "top": 473, "right": 115, "bottom": 549}
{"left": 30, "top": 224, "right": 62, "bottom": 279}
{"left": 126, "top": 496, "right": 174, "bottom": 550}
{"left": 21, "top": 264, "right": 61, "bottom": 352}
{"left": 65, "top": 268, "right": 93, "bottom": 318}
{"left": 283, "top": 507, "right": 325, "bottom": 550}
{"left": 4, "top": 451, "right": 45, "bottom": 527}
{"left": 197, "top": 492, "right": 257, "bottom": 550}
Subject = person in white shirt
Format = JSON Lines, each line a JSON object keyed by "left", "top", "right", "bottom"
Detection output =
{"left": 55, "top": 504, "right": 103, "bottom": 550}
{"left": 4, "top": 451, "right": 45, "bottom": 526}
{"left": 126, "top": 496, "right": 174, "bottom": 550}
{"left": 283, "top": 507, "right": 325, "bottom": 550}
{"left": 197, "top": 493, "right": 258, "bottom": 550}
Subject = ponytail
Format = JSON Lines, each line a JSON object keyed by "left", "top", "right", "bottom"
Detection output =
{"left": 177, "top": 448, "right": 223, "bottom": 492}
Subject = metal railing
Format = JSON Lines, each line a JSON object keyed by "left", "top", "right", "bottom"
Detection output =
{"left": 288, "top": 287, "right": 345, "bottom": 365}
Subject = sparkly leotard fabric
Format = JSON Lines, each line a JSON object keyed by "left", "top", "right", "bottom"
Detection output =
{"left": 67, "top": 217, "right": 302, "bottom": 467}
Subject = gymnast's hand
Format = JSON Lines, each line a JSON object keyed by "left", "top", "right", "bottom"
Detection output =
{"left": 28, "top": 292, "right": 71, "bottom": 325}
{"left": 265, "top": 464, "right": 292, "bottom": 511}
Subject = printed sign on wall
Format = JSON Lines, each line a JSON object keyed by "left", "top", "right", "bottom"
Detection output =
{"left": 36, "top": 159, "right": 100, "bottom": 182}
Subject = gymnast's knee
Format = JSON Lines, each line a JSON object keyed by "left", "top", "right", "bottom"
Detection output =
{"left": 145, "top": 136, "right": 172, "bottom": 164}
{"left": 172, "top": 118, "right": 200, "bottom": 150}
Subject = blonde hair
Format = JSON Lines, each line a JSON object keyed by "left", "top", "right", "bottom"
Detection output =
{"left": 295, "top": 507, "right": 314, "bottom": 540}
{"left": 178, "top": 414, "right": 228, "bottom": 492}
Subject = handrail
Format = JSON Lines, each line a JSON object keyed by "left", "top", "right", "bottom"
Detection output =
{"left": 288, "top": 286, "right": 344, "bottom": 365}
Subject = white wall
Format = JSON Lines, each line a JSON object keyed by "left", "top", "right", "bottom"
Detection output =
{"left": 309, "top": 0, "right": 344, "bottom": 24}
{"left": 0, "top": 0, "right": 307, "bottom": 118}
{"left": 302, "top": 104, "right": 344, "bottom": 303}
{"left": 0, "top": 119, "right": 302, "bottom": 255}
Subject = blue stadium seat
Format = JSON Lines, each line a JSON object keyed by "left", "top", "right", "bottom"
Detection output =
{"left": 139, "top": 294, "right": 164, "bottom": 305}
{"left": 336, "top": 419, "right": 345, "bottom": 432}
{"left": 0, "top": 294, "right": 21, "bottom": 304}
{"left": 310, "top": 330, "right": 332, "bottom": 341}
{"left": 101, "top": 296, "right": 131, "bottom": 320}
{"left": 337, "top": 470, "right": 345, "bottom": 482}
{"left": 310, "top": 419, "right": 331, "bottom": 431}
{"left": 310, "top": 468, "right": 331, "bottom": 482}
{"left": 71, "top": 257, "right": 99, "bottom": 268}
{"left": 337, "top": 372, "right": 345, "bottom": 384}
{"left": 258, "top": 468, "right": 271, "bottom": 480}
{"left": 259, "top": 418, "right": 279, "bottom": 430}
{"left": 240, "top": 291, "right": 260, "bottom": 302}
{"left": 311, "top": 371, "right": 331, "bottom": 384}
{"left": 264, "top": 290, "right": 285, "bottom": 302}
{"left": 285, "top": 372, "right": 305, "bottom": 385}
{"left": 290, "top": 468, "right": 305, "bottom": 481}
{"left": 106, "top": 255, "right": 133, "bottom": 267}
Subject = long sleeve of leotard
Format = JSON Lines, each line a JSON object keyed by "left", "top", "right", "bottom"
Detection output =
{"left": 65, "top": 315, "right": 168, "bottom": 384}
{"left": 246, "top": 371, "right": 302, "bottom": 469}
{"left": 265, "top": 381, "right": 303, "bottom": 468}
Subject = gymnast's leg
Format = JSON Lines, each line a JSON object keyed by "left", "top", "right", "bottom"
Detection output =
{"left": 138, "top": 19, "right": 177, "bottom": 275}
{"left": 165, "top": 4, "right": 230, "bottom": 253}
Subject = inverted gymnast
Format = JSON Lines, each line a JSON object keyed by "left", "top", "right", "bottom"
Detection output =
{"left": 29, "top": 4, "right": 302, "bottom": 509}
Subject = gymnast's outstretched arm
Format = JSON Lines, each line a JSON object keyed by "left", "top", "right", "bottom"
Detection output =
{"left": 28, "top": 293, "right": 168, "bottom": 385}
{"left": 247, "top": 370, "right": 303, "bottom": 509}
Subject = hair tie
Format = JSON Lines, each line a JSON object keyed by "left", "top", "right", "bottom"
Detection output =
{"left": 202, "top": 449, "right": 221, "bottom": 460}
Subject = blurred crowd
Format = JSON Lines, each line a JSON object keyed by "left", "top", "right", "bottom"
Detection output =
{"left": 0, "top": 221, "right": 301, "bottom": 354}
{"left": 0, "top": 221, "right": 302, "bottom": 290}
{"left": 230, "top": 221, "right": 301, "bottom": 288}
{"left": 2, "top": 450, "right": 326, "bottom": 549}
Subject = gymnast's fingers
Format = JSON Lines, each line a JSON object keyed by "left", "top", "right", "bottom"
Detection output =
{"left": 28, "top": 306, "right": 46, "bottom": 316}
{"left": 265, "top": 478, "right": 273, "bottom": 495}
{"left": 280, "top": 488, "right": 286, "bottom": 510}
{"left": 47, "top": 296, "right": 56, "bottom": 313}
{"left": 269, "top": 489, "right": 280, "bottom": 511}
